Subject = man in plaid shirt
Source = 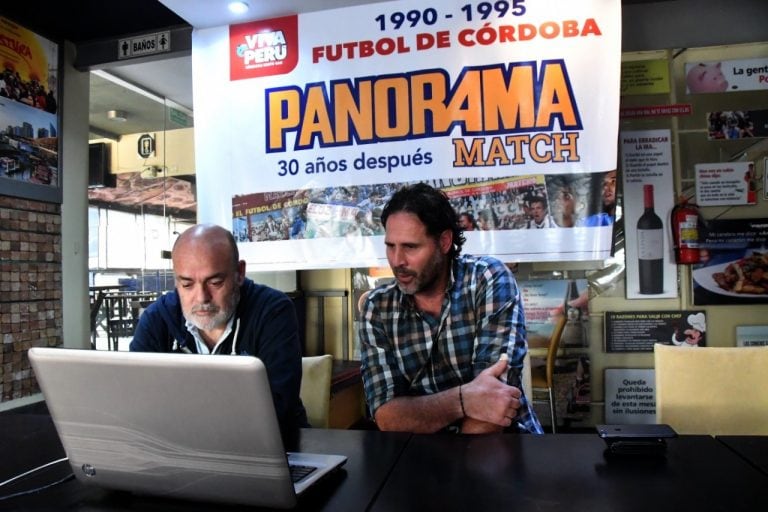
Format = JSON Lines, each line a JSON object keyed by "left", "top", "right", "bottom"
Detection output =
{"left": 359, "top": 183, "right": 543, "bottom": 434}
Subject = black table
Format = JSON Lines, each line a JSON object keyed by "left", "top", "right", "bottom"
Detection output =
{"left": 4, "top": 410, "right": 768, "bottom": 512}
{"left": 717, "top": 436, "right": 768, "bottom": 475}
{"left": 0, "top": 412, "right": 409, "bottom": 512}
{"left": 371, "top": 432, "right": 768, "bottom": 512}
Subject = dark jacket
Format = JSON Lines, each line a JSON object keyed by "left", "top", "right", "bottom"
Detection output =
{"left": 130, "top": 279, "right": 309, "bottom": 432}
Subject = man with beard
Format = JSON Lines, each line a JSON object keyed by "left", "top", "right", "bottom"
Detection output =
{"left": 130, "top": 224, "right": 308, "bottom": 432}
{"left": 359, "top": 183, "right": 542, "bottom": 434}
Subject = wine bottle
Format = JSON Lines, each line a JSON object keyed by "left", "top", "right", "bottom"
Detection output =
{"left": 637, "top": 184, "right": 664, "bottom": 294}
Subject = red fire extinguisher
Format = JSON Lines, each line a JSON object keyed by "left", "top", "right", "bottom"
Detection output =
{"left": 670, "top": 196, "right": 701, "bottom": 264}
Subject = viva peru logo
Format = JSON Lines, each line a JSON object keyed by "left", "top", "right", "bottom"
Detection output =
{"left": 230, "top": 15, "right": 298, "bottom": 81}
{"left": 236, "top": 31, "right": 287, "bottom": 68}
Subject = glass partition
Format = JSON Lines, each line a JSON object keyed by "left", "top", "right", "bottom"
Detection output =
{"left": 87, "top": 75, "right": 195, "bottom": 349}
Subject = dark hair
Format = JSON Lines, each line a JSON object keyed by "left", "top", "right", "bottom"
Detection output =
{"left": 381, "top": 182, "right": 465, "bottom": 259}
{"left": 459, "top": 212, "right": 478, "bottom": 228}
{"left": 528, "top": 195, "right": 548, "bottom": 208}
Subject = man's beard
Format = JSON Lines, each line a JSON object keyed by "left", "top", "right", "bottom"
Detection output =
{"left": 393, "top": 249, "right": 446, "bottom": 296}
{"left": 184, "top": 289, "right": 239, "bottom": 331}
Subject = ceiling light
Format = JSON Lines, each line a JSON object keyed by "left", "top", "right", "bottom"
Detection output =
{"left": 228, "top": 1, "right": 250, "bottom": 15}
{"left": 107, "top": 109, "right": 128, "bottom": 122}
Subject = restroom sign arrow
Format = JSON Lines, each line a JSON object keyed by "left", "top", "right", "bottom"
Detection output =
{"left": 118, "top": 31, "right": 171, "bottom": 59}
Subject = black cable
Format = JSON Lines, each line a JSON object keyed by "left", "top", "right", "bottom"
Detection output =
{"left": 0, "top": 457, "right": 74, "bottom": 502}
{"left": 0, "top": 473, "right": 75, "bottom": 501}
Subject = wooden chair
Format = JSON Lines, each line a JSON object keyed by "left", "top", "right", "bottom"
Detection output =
{"left": 654, "top": 343, "right": 768, "bottom": 435}
{"left": 530, "top": 315, "right": 567, "bottom": 433}
{"left": 300, "top": 354, "right": 333, "bottom": 428}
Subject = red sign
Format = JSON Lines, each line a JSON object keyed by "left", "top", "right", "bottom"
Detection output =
{"left": 620, "top": 103, "right": 692, "bottom": 119}
{"left": 230, "top": 16, "right": 299, "bottom": 81}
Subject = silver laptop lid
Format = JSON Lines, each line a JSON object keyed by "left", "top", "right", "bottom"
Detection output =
{"left": 29, "top": 348, "right": 299, "bottom": 508}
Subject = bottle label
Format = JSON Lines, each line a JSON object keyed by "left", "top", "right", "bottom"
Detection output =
{"left": 638, "top": 228, "right": 663, "bottom": 259}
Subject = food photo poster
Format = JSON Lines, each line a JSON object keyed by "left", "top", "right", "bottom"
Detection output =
{"left": 692, "top": 218, "right": 768, "bottom": 305}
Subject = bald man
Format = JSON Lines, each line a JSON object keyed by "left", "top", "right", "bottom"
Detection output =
{"left": 130, "top": 223, "right": 309, "bottom": 432}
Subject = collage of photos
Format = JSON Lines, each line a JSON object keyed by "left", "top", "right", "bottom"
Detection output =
{"left": 231, "top": 170, "right": 619, "bottom": 243}
{"left": 706, "top": 109, "right": 768, "bottom": 140}
{"left": 0, "top": 16, "right": 60, "bottom": 189}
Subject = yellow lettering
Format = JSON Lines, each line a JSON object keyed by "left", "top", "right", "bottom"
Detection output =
{"left": 267, "top": 61, "right": 581, "bottom": 152}
{"left": 298, "top": 87, "right": 335, "bottom": 147}
{"left": 411, "top": 71, "right": 449, "bottom": 135}
{"left": 551, "top": 132, "right": 580, "bottom": 162}
{"left": 444, "top": 70, "right": 484, "bottom": 132}
{"left": 504, "top": 135, "right": 531, "bottom": 164}
{"left": 452, "top": 137, "right": 487, "bottom": 166}
{"left": 374, "top": 77, "right": 410, "bottom": 138}
{"left": 483, "top": 64, "right": 536, "bottom": 131}
{"left": 452, "top": 134, "right": 581, "bottom": 167}
{"left": 485, "top": 136, "right": 511, "bottom": 165}
{"left": 537, "top": 62, "right": 579, "bottom": 129}
{"left": 267, "top": 88, "right": 301, "bottom": 151}
{"left": 333, "top": 81, "right": 373, "bottom": 143}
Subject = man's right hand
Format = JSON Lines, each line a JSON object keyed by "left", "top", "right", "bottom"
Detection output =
{"left": 461, "top": 356, "right": 522, "bottom": 428}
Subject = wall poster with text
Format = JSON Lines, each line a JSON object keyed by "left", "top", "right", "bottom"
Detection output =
{"left": 604, "top": 368, "right": 655, "bottom": 424}
{"left": 695, "top": 161, "right": 757, "bottom": 206}
{"left": 0, "top": 16, "right": 61, "bottom": 203}
{"left": 620, "top": 129, "right": 678, "bottom": 299}
{"left": 193, "top": 0, "right": 622, "bottom": 271}
{"left": 605, "top": 310, "right": 707, "bottom": 352}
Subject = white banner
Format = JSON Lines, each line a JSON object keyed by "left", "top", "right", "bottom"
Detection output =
{"left": 193, "top": 0, "right": 622, "bottom": 270}
{"left": 685, "top": 58, "right": 768, "bottom": 94}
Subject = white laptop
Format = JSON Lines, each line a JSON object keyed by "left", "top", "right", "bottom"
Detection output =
{"left": 28, "top": 347, "right": 347, "bottom": 509}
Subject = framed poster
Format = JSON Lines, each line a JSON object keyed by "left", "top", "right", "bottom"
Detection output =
{"left": 686, "top": 58, "right": 768, "bottom": 95}
{"left": 736, "top": 325, "right": 768, "bottom": 347}
{"left": 604, "top": 369, "right": 656, "bottom": 424}
{"left": 605, "top": 310, "right": 707, "bottom": 352}
{"left": 0, "top": 16, "right": 62, "bottom": 203}
{"left": 692, "top": 218, "right": 768, "bottom": 305}
{"left": 706, "top": 110, "right": 768, "bottom": 140}
{"left": 620, "top": 129, "right": 678, "bottom": 299}
{"left": 695, "top": 161, "right": 757, "bottom": 206}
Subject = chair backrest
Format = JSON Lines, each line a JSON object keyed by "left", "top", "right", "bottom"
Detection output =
{"left": 545, "top": 315, "right": 568, "bottom": 386}
{"left": 300, "top": 354, "right": 333, "bottom": 428}
{"left": 654, "top": 343, "right": 768, "bottom": 435}
{"left": 521, "top": 351, "right": 532, "bottom": 400}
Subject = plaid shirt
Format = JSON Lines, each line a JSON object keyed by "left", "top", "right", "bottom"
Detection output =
{"left": 359, "top": 254, "right": 543, "bottom": 434}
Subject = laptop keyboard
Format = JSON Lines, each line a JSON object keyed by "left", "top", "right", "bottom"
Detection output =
{"left": 290, "top": 464, "right": 317, "bottom": 483}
